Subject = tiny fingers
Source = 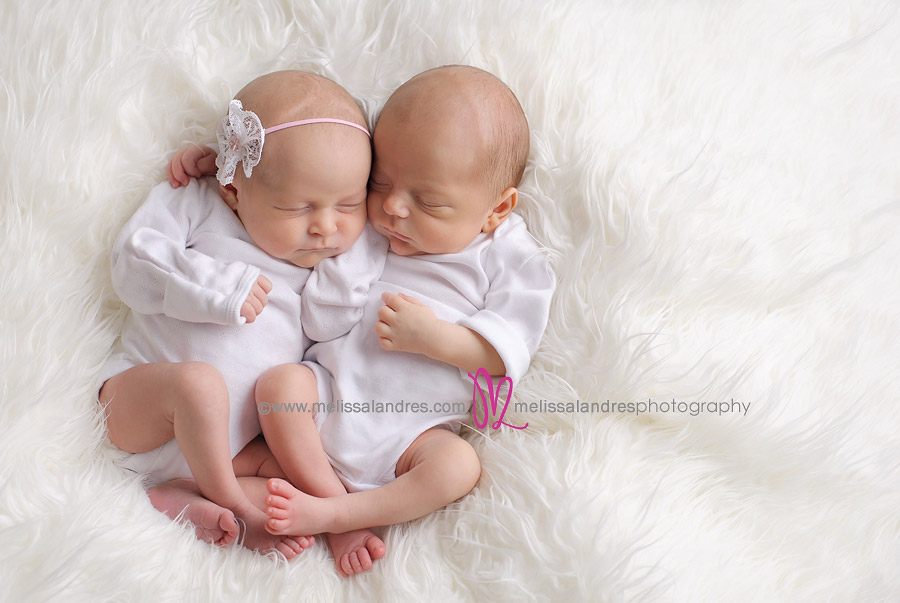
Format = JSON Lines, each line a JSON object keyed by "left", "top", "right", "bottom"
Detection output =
{"left": 380, "top": 291, "right": 404, "bottom": 309}
{"left": 253, "top": 295, "right": 265, "bottom": 313}
{"left": 183, "top": 153, "right": 201, "bottom": 178}
{"left": 251, "top": 293, "right": 266, "bottom": 314}
{"left": 258, "top": 274, "right": 273, "bottom": 294}
{"left": 374, "top": 321, "right": 391, "bottom": 338}
{"left": 182, "top": 146, "right": 208, "bottom": 178}
{"left": 375, "top": 321, "right": 396, "bottom": 350}
{"left": 165, "top": 162, "right": 176, "bottom": 188}
{"left": 241, "top": 302, "right": 258, "bottom": 324}
{"left": 241, "top": 282, "right": 269, "bottom": 324}
{"left": 167, "top": 158, "right": 187, "bottom": 188}
{"left": 376, "top": 304, "right": 396, "bottom": 324}
{"left": 173, "top": 159, "right": 189, "bottom": 186}
{"left": 397, "top": 293, "right": 423, "bottom": 306}
{"left": 197, "top": 151, "right": 218, "bottom": 175}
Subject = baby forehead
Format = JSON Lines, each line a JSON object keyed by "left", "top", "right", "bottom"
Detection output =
{"left": 391, "top": 75, "right": 499, "bottom": 122}
{"left": 373, "top": 114, "right": 486, "bottom": 169}
{"left": 376, "top": 92, "right": 493, "bottom": 151}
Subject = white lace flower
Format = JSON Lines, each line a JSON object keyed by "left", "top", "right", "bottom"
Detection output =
{"left": 215, "top": 99, "right": 265, "bottom": 186}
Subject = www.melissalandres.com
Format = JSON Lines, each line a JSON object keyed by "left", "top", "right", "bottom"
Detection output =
{"left": 518, "top": 398, "right": 751, "bottom": 417}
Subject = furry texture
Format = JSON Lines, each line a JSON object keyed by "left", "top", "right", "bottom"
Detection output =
{"left": 2, "top": 1, "right": 899, "bottom": 601}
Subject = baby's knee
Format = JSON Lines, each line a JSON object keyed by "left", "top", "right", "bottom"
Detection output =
{"left": 255, "top": 364, "right": 316, "bottom": 401}
{"left": 171, "top": 362, "right": 228, "bottom": 411}
{"left": 440, "top": 438, "right": 482, "bottom": 500}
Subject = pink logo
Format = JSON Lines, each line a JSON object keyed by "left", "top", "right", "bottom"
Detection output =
{"left": 467, "top": 368, "right": 528, "bottom": 430}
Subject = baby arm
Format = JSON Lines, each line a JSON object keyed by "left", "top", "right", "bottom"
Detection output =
{"left": 377, "top": 219, "right": 555, "bottom": 380}
{"left": 376, "top": 292, "right": 505, "bottom": 375}
{"left": 162, "top": 149, "right": 271, "bottom": 321}
{"left": 112, "top": 180, "right": 267, "bottom": 325}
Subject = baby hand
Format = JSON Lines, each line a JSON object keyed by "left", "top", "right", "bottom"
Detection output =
{"left": 375, "top": 292, "right": 440, "bottom": 355}
{"left": 241, "top": 275, "right": 272, "bottom": 323}
{"left": 166, "top": 145, "right": 219, "bottom": 188}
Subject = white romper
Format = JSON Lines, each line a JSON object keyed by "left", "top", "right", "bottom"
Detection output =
{"left": 305, "top": 213, "right": 555, "bottom": 492}
{"left": 99, "top": 177, "right": 385, "bottom": 485}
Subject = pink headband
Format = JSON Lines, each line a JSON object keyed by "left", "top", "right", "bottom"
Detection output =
{"left": 216, "top": 99, "right": 370, "bottom": 185}
{"left": 266, "top": 118, "right": 371, "bottom": 137}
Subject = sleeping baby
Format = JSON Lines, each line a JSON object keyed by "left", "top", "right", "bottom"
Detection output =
{"left": 100, "top": 70, "right": 384, "bottom": 560}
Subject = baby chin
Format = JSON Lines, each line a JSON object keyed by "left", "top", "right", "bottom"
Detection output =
{"left": 290, "top": 247, "right": 342, "bottom": 267}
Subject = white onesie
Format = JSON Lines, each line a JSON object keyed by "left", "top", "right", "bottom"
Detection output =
{"left": 305, "top": 212, "right": 555, "bottom": 492}
{"left": 99, "top": 177, "right": 385, "bottom": 485}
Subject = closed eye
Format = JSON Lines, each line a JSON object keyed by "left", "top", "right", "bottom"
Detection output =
{"left": 275, "top": 206, "right": 311, "bottom": 214}
{"left": 416, "top": 198, "right": 446, "bottom": 210}
{"left": 368, "top": 178, "right": 390, "bottom": 191}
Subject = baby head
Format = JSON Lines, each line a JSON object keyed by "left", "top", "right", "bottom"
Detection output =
{"left": 218, "top": 70, "right": 372, "bottom": 268}
{"left": 367, "top": 65, "right": 529, "bottom": 256}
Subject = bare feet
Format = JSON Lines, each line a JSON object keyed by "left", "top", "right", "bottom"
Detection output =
{"left": 148, "top": 480, "right": 239, "bottom": 546}
{"left": 327, "top": 530, "right": 386, "bottom": 576}
{"left": 264, "top": 478, "right": 332, "bottom": 535}
{"left": 264, "top": 478, "right": 386, "bottom": 575}
{"left": 233, "top": 497, "right": 313, "bottom": 560}
{"left": 148, "top": 479, "right": 313, "bottom": 559}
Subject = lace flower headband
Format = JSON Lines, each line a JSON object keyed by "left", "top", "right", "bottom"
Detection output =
{"left": 215, "top": 99, "right": 371, "bottom": 186}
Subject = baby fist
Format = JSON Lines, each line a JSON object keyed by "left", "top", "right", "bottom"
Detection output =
{"left": 375, "top": 292, "right": 439, "bottom": 355}
{"left": 241, "top": 274, "right": 272, "bottom": 323}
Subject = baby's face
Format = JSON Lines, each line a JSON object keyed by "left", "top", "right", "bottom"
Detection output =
{"left": 227, "top": 126, "right": 371, "bottom": 268}
{"left": 367, "top": 110, "right": 499, "bottom": 256}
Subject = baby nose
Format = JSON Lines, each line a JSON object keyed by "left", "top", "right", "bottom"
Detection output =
{"left": 309, "top": 210, "right": 337, "bottom": 236}
{"left": 383, "top": 192, "right": 409, "bottom": 218}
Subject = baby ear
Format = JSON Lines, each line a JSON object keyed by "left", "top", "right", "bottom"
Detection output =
{"left": 219, "top": 183, "right": 240, "bottom": 210}
{"left": 482, "top": 187, "right": 518, "bottom": 233}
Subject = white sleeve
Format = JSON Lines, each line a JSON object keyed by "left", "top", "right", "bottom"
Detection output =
{"left": 110, "top": 180, "right": 260, "bottom": 326}
{"left": 457, "top": 222, "right": 556, "bottom": 382}
{"left": 301, "top": 224, "right": 388, "bottom": 341}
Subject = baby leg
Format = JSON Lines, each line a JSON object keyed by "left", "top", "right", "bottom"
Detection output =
{"left": 148, "top": 478, "right": 308, "bottom": 559}
{"left": 255, "top": 364, "right": 385, "bottom": 575}
{"left": 229, "top": 436, "right": 315, "bottom": 552}
{"left": 232, "top": 435, "right": 289, "bottom": 480}
{"left": 265, "top": 427, "right": 481, "bottom": 535}
{"left": 101, "top": 362, "right": 300, "bottom": 555}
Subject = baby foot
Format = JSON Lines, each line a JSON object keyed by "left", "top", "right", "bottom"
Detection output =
{"left": 327, "top": 529, "right": 386, "bottom": 576}
{"left": 264, "top": 478, "right": 335, "bottom": 536}
{"left": 264, "top": 478, "right": 385, "bottom": 575}
{"left": 233, "top": 499, "right": 313, "bottom": 560}
{"left": 147, "top": 478, "right": 313, "bottom": 559}
{"left": 270, "top": 533, "right": 311, "bottom": 560}
{"left": 148, "top": 479, "right": 238, "bottom": 546}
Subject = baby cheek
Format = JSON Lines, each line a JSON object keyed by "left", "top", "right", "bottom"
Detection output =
{"left": 337, "top": 212, "right": 367, "bottom": 243}
{"left": 280, "top": 220, "right": 310, "bottom": 247}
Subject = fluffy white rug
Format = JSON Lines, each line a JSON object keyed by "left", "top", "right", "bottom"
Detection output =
{"left": 2, "top": 1, "right": 898, "bottom": 601}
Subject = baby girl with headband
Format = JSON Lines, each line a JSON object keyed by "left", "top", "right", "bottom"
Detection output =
{"left": 98, "top": 70, "right": 387, "bottom": 564}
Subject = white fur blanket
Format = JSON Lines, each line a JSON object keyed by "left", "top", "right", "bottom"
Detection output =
{"left": 2, "top": 1, "right": 899, "bottom": 601}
